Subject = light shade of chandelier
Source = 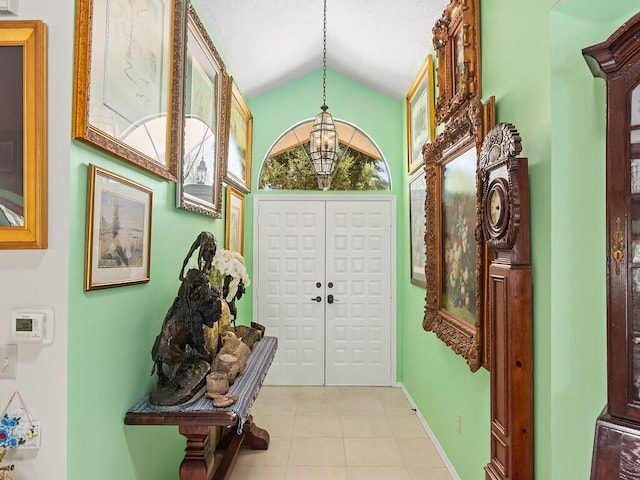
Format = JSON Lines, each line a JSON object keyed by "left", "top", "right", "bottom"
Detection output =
{"left": 309, "top": 0, "right": 339, "bottom": 190}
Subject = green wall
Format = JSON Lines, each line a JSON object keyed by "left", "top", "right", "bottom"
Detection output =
{"left": 67, "top": 143, "right": 225, "bottom": 479}
{"left": 241, "top": 69, "right": 404, "bottom": 328}
{"left": 548, "top": 1, "right": 638, "bottom": 479}
{"left": 66, "top": 1, "right": 640, "bottom": 479}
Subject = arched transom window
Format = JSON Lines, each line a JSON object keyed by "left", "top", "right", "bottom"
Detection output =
{"left": 258, "top": 119, "right": 391, "bottom": 191}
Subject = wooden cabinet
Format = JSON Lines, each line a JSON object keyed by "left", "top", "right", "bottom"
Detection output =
{"left": 583, "top": 12, "right": 640, "bottom": 478}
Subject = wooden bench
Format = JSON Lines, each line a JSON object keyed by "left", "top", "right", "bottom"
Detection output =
{"left": 124, "top": 336, "right": 278, "bottom": 480}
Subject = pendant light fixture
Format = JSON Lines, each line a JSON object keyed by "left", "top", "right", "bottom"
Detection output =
{"left": 309, "top": 0, "right": 339, "bottom": 190}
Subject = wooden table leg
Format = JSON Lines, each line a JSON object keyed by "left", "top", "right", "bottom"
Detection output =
{"left": 178, "top": 424, "right": 214, "bottom": 480}
{"left": 212, "top": 416, "right": 271, "bottom": 480}
{"left": 243, "top": 415, "right": 270, "bottom": 450}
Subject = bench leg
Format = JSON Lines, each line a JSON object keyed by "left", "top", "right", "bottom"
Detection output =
{"left": 212, "top": 416, "right": 271, "bottom": 480}
{"left": 178, "top": 425, "right": 214, "bottom": 480}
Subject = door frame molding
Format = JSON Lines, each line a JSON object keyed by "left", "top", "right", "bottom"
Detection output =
{"left": 253, "top": 194, "right": 398, "bottom": 384}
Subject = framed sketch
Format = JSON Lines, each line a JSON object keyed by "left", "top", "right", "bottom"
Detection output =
{"left": 84, "top": 164, "right": 152, "bottom": 291}
{"left": 422, "top": 97, "right": 493, "bottom": 372}
{"left": 72, "top": 0, "right": 186, "bottom": 181}
{"left": 225, "top": 185, "right": 245, "bottom": 256}
{"left": 225, "top": 78, "right": 253, "bottom": 193}
{"left": 176, "top": 3, "right": 228, "bottom": 218}
{"left": 432, "top": 0, "right": 481, "bottom": 124}
{"left": 409, "top": 169, "right": 427, "bottom": 287}
{"left": 406, "top": 54, "right": 435, "bottom": 173}
{"left": 0, "top": 20, "right": 47, "bottom": 249}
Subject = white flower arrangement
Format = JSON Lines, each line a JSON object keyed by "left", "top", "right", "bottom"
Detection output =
{"left": 209, "top": 249, "right": 250, "bottom": 302}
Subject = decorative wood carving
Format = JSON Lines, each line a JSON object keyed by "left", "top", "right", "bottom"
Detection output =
{"left": 480, "top": 123, "right": 533, "bottom": 480}
{"left": 583, "top": 11, "right": 640, "bottom": 479}
{"left": 432, "top": 0, "right": 481, "bottom": 125}
{"left": 422, "top": 96, "right": 492, "bottom": 372}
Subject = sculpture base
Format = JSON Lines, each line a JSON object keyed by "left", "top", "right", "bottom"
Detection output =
{"left": 149, "top": 358, "right": 210, "bottom": 408}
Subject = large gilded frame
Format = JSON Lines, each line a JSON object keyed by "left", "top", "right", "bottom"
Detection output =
{"left": 433, "top": 0, "right": 481, "bottom": 125}
{"left": 225, "top": 77, "right": 253, "bottom": 193}
{"left": 176, "top": 2, "right": 228, "bottom": 218}
{"left": 0, "top": 20, "right": 47, "bottom": 249}
{"left": 423, "top": 96, "right": 494, "bottom": 372}
{"left": 72, "top": 0, "right": 186, "bottom": 181}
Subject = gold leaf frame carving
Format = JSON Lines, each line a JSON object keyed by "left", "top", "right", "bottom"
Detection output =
{"left": 225, "top": 77, "right": 253, "bottom": 193}
{"left": 0, "top": 20, "right": 47, "bottom": 249}
{"left": 176, "top": 2, "right": 229, "bottom": 218}
{"left": 422, "top": 96, "right": 493, "bottom": 372}
{"left": 433, "top": 0, "right": 481, "bottom": 125}
{"left": 72, "top": 0, "right": 186, "bottom": 181}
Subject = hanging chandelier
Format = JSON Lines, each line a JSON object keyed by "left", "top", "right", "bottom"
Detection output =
{"left": 309, "top": 0, "right": 339, "bottom": 190}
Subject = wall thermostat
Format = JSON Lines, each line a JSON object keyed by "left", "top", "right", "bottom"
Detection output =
{"left": 11, "top": 307, "right": 54, "bottom": 344}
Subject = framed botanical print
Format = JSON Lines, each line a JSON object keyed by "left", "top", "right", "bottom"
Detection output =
{"left": 84, "top": 164, "right": 152, "bottom": 291}
{"left": 176, "top": 3, "right": 228, "bottom": 218}
{"left": 432, "top": 0, "right": 481, "bottom": 124}
{"left": 225, "top": 78, "right": 253, "bottom": 193}
{"left": 409, "top": 168, "right": 427, "bottom": 287}
{"left": 0, "top": 20, "right": 47, "bottom": 249}
{"left": 406, "top": 54, "right": 435, "bottom": 174}
{"left": 225, "top": 185, "right": 245, "bottom": 256}
{"left": 422, "top": 96, "right": 493, "bottom": 372}
{"left": 72, "top": 0, "right": 185, "bottom": 181}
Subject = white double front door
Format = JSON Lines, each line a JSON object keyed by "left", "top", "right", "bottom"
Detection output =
{"left": 254, "top": 196, "right": 395, "bottom": 386}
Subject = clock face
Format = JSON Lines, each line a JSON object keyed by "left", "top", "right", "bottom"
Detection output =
{"left": 485, "top": 178, "right": 509, "bottom": 239}
{"left": 489, "top": 188, "right": 504, "bottom": 227}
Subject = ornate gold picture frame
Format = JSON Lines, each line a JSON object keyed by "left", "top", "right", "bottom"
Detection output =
{"left": 406, "top": 54, "right": 435, "bottom": 173}
{"left": 432, "top": 0, "right": 481, "bottom": 125}
{"left": 84, "top": 164, "right": 152, "bottom": 291}
{"left": 225, "top": 185, "right": 245, "bottom": 256}
{"left": 176, "top": 3, "right": 228, "bottom": 218}
{"left": 72, "top": 0, "right": 186, "bottom": 181}
{"left": 225, "top": 78, "right": 253, "bottom": 193}
{"left": 0, "top": 20, "right": 47, "bottom": 249}
{"left": 422, "top": 97, "right": 493, "bottom": 372}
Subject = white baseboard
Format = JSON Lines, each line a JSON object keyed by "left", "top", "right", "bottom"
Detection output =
{"left": 399, "top": 383, "right": 461, "bottom": 480}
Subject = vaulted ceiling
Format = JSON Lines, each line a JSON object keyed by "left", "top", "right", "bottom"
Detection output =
{"left": 192, "top": 0, "right": 450, "bottom": 101}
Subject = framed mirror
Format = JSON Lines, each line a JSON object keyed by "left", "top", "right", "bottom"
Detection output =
{"left": 176, "top": 2, "right": 228, "bottom": 218}
{"left": 0, "top": 20, "right": 47, "bottom": 249}
{"left": 422, "top": 96, "right": 492, "bottom": 372}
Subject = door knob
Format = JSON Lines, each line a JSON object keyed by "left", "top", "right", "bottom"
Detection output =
{"left": 327, "top": 294, "right": 336, "bottom": 304}
{"left": 311, "top": 296, "right": 322, "bottom": 302}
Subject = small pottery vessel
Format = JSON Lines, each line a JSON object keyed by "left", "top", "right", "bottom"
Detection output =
{"left": 206, "top": 371, "right": 229, "bottom": 395}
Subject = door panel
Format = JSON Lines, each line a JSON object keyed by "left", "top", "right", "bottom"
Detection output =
{"left": 255, "top": 197, "right": 392, "bottom": 386}
{"left": 325, "top": 201, "right": 392, "bottom": 385}
{"left": 256, "top": 200, "right": 326, "bottom": 385}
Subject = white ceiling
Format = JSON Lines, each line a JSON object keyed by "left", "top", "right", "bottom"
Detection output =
{"left": 192, "top": 0, "right": 450, "bottom": 101}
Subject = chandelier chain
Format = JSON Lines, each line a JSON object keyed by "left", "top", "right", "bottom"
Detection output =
{"left": 322, "top": 0, "right": 327, "bottom": 107}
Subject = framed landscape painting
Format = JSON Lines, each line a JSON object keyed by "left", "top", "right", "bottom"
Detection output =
{"left": 409, "top": 168, "right": 427, "bottom": 287}
{"left": 84, "top": 164, "right": 152, "bottom": 291}
{"left": 225, "top": 78, "right": 253, "bottom": 193}
{"left": 225, "top": 185, "right": 245, "bottom": 255}
{"left": 406, "top": 54, "right": 435, "bottom": 173}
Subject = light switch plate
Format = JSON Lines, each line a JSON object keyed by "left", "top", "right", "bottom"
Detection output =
{"left": 0, "top": 344, "right": 17, "bottom": 378}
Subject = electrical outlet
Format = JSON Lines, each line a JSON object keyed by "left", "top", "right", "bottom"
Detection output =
{"left": 455, "top": 412, "right": 462, "bottom": 433}
{"left": 0, "top": 344, "right": 17, "bottom": 378}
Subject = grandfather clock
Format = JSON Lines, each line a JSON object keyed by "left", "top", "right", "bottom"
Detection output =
{"left": 479, "top": 123, "right": 533, "bottom": 480}
{"left": 583, "top": 12, "right": 640, "bottom": 479}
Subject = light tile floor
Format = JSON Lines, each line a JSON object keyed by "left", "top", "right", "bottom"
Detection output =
{"left": 228, "top": 386, "right": 454, "bottom": 480}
